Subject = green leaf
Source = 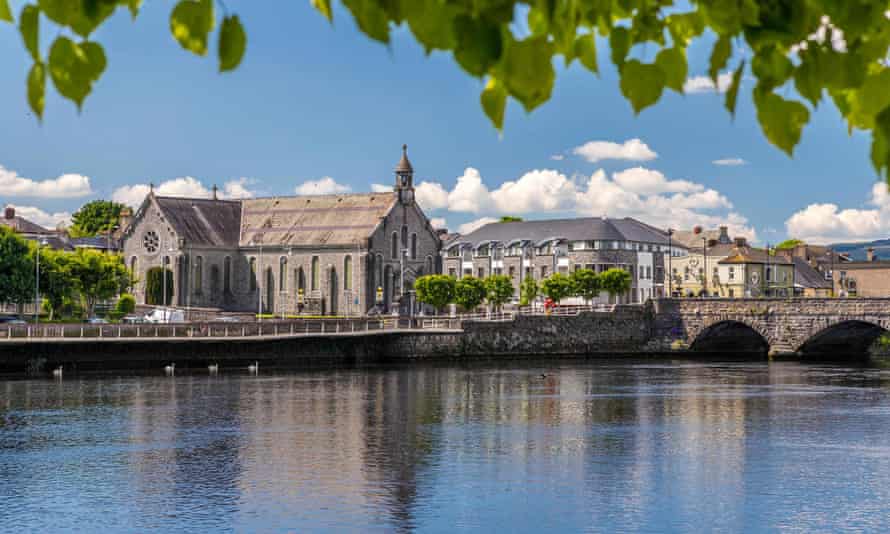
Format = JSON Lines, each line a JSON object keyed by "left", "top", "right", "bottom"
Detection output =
{"left": 39, "top": 0, "right": 116, "bottom": 37}
{"left": 169, "top": 0, "right": 214, "bottom": 56}
{"left": 751, "top": 45, "right": 792, "bottom": 92}
{"left": 19, "top": 5, "right": 39, "bottom": 61}
{"left": 848, "top": 69, "right": 890, "bottom": 130}
{"left": 724, "top": 59, "right": 745, "bottom": 118}
{"left": 341, "top": 0, "right": 389, "bottom": 43}
{"left": 793, "top": 57, "right": 821, "bottom": 107}
{"left": 480, "top": 77, "right": 507, "bottom": 129}
{"left": 573, "top": 34, "right": 598, "bottom": 74}
{"left": 499, "top": 35, "right": 554, "bottom": 112}
{"left": 708, "top": 35, "right": 731, "bottom": 85}
{"left": 666, "top": 11, "right": 704, "bottom": 46}
{"left": 48, "top": 37, "right": 106, "bottom": 109}
{"left": 27, "top": 62, "right": 45, "bottom": 120}
{"left": 218, "top": 15, "right": 246, "bottom": 72}
{"left": 609, "top": 26, "right": 630, "bottom": 67}
{"left": 620, "top": 59, "right": 665, "bottom": 114}
{"left": 453, "top": 15, "right": 503, "bottom": 77}
{"left": 871, "top": 106, "right": 890, "bottom": 178}
{"left": 0, "top": 0, "right": 12, "bottom": 23}
{"left": 311, "top": 0, "right": 332, "bottom": 22}
{"left": 128, "top": 0, "right": 142, "bottom": 19}
{"left": 655, "top": 47, "right": 686, "bottom": 92}
{"left": 754, "top": 89, "right": 810, "bottom": 156}
{"left": 404, "top": 0, "right": 457, "bottom": 53}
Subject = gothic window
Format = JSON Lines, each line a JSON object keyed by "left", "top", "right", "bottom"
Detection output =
{"left": 344, "top": 256, "right": 352, "bottom": 291}
{"left": 311, "top": 256, "right": 320, "bottom": 291}
{"left": 194, "top": 256, "right": 203, "bottom": 294}
{"left": 224, "top": 256, "right": 231, "bottom": 292}
{"left": 391, "top": 232, "right": 398, "bottom": 259}
{"left": 142, "top": 230, "right": 159, "bottom": 253}
{"left": 279, "top": 257, "right": 288, "bottom": 292}
{"left": 401, "top": 225, "right": 408, "bottom": 248}
{"left": 249, "top": 257, "right": 257, "bottom": 291}
{"left": 425, "top": 255, "right": 433, "bottom": 274}
{"left": 410, "top": 233, "right": 417, "bottom": 259}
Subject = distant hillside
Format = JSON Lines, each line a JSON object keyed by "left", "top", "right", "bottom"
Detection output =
{"left": 829, "top": 239, "right": 890, "bottom": 261}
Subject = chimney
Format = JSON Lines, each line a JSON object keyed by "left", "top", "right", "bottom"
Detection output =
{"left": 867, "top": 247, "right": 875, "bottom": 262}
{"left": 4, "top": 206, "right": 14, "bottom": 220}
{"left": 119, "top": 207, "right": 133, "bottom": 231}
{"left": 734, "top": 237, "right": 747, "bottom": 247}
{"left": 707, "top": 238, "right": 718, "bottom": 248}
{"left": 718, "top": 226, "right": 731, "bottom": 243}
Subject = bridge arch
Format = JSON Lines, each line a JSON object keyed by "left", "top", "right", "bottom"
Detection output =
{"left": 689, "top": 320, "right": 771, "bottom": 355}
{"left": 796, "top": 320, "right": 888, "bottom": 358}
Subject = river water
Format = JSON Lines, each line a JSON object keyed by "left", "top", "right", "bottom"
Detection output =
{"left": 2, "top": 360, "right": 890, "bottom": 532}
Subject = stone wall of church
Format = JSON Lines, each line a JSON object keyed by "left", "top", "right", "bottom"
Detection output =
{"left": 121, "top": 198, "right": 182, "bottom": 306}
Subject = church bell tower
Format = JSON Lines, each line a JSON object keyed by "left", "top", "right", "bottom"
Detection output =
{"left": 394, "top": 144, "right": 414, "bottom": 204}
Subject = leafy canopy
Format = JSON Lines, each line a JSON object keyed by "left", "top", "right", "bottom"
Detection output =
{"left": 454, "top": 276, "right": 487, "bottom": 311}
{"left": 571, "top": 268, "right": 601, "bottom": 301}
{"left": 599, "top": 267, "right": 632, "bottom": 297}
{"left": 6, "top": 1, "right": 890, "bottom": 176}
{"left": 484, "top": 274, "right": 514, "bottom": 307}
{"left": 775, "top": 238, "right": 805, "bottom": 250}
{"left": 540, "top": 272, "right": 575, "bottom": 303}
{"left": 0, "top": 227, "right": 35, "bottom": 306}
{"left": 66, "top": 249, "right": 131, "bottom": 316}
{"left": 70, "top": 200, "right": 126, "bottom": 237}
{"left": 519, "top": 276, "right": 538, "bottom": 306}
{"left": 414, "top": 274, "right": 456, "bottom": 312}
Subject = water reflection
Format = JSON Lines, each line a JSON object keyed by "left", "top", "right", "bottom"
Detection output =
{"left": 2, "top": 361, "right": 890, "bottom": 532}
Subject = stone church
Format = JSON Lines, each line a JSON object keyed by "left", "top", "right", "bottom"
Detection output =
{"left": 120, "top": 146, "right": 442, "bottom": 315}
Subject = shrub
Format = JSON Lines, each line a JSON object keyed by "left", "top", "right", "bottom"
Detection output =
{"left": 484, "top": 274, "right": 514, "bottom": 310}
{"left": 116, "top": 293, "right": 136, "bottom": 314}
{"left": 540, "top": 273, "right": 575, "bottom": 304}
{"left": 454, "top": 276, "right": 486, "bottom": 312}
{"left": 414, "top": 274, "right": 456, "bottom": 313}
{"left": 145, "top": 267, "right": 173, "bottom": 305}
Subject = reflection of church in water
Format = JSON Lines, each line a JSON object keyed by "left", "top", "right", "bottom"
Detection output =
{"left": 120, "top": 146, "right": 442, "bottom": 315}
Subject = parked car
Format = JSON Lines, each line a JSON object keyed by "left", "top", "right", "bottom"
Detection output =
{"left": 86, "top": 317, "right": 109, "bottom": 324}
{"left": 215, "top": 316, "right": 241, "bottom": 323}
{"left": 7, "top": 319, "right": 27, "bottom": 325}
{"left": 122, "top": 315, "right": 145, "bottom": 324}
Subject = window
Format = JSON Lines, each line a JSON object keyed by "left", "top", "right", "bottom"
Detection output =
{"left": 279, "top": 257, "right": 287, "bottom": 292}
{"left": 410, "top": 233, "right": 417, "bottom": 259}
{"left": 729, "top": 266, "right": 735, "bottom": 281}
{"left": 224, "top": 256, "right": 231, "bottom": 292}
{"left": 311, "top": 256, "right": 320, "bottom": 290}
{"left": 142, "top": 230, "right": 159, "bottom": 253}
{"left": 448, "top": 268, "right": 456, "bottom": 277}
{"left": 508, "top": 266, "right": 516, "bottom": 278}
{"left": 477, "top": 244, "right": 490, "bottom": 257}
{"left": 766, "top": 266, "right": 773, "bottom": 282}
{"left": 639, "top": 266, "right": 645, "bottom": 279}
{"left": 540, "top": 265, "right": 548, "bottom": 278}
{"left": 249, "top": 258, "right": 257, "bottom": 291}
{"left": 478, "top": 267, "right": 484, "bottom": 278}
{"left": 344, "top": 256, "right": 352, "bottom": 290}
{"left": 684, "top": 266, "right": 690, "bottom": 281}
{"left": 713, "top": 267, "right": 718, "bottom": 279}
{"left": 401, "top": 225, "right": 408, "bottom": 247}
{"left": 494, "top": 267, "right": 502, "bottom": 275}
{"left": 425, "top": 256, "right": 433, "bottom": 274}
{"left": 448, "top": 246, "right": 460, "bottom": 257}
{"left": 646, "top": 266, "right": 652, "bottom": 279}
{"left": 729, "top": 289, "right": 735, "bottom": 297}
{"left": 391, "top": 232, "right": 399, "bottom": 259}
{"left": 194, "top": 256, "right": 203, "bottom": 293}
{"left": 573, "top": 264, "right": 581, "bottom": 272}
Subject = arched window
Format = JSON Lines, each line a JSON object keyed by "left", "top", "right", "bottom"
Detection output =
{"left": 296, "top": 267, "right": 305, "bottom": 292}
{"left": 129, "top": 256, "right": 137, "bottom": 290}
{"left": 410, "top": 233, "right": 417, "bottom": 259}
{"left": 249, "top": 257, "right": 257, "bottom": 291}
{"left": 223, "top": 256, "right": 231, "bottom": 293}
{"left": 425, "top": 255, "right": 433, "bottom": 274}
{"left": 279, "top": 257, "right": 287, "bottom": 292}
{"left": 194, "top": 256, "right": 203, "bottom": 294}
{"left": 401, "top": 225, "right": 408, "bottom": 247}
{"left": 391, "top": 232, "right": 398, "bottom": 259}
{"left": 311, "top": 256, "right": 320, "bottom": 290}
{"left": 344, "top": 255, "right": 352, "bottom": 290}
{"left": 376, "top": 254, "right": 384, "bottom": 289}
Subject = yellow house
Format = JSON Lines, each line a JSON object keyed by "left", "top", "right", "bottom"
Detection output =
{"left": 671, "top": 237, "right": 794, "bottom": 297}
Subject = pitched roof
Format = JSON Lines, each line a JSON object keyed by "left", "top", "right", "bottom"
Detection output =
{"left": 239, "top": 193, "right": 397, "bottom": 248}
{"left": 792, "top": 257, "right": 832, "bottom": 289}
{"left": 448, "top": 216, "right": 675, "bottom": 247}
{"left": 714, "top": 244, "right": 792, "bottom": 265}
{"left": 155, "top": 196, "right": 242, "bottom": 248}
{"left": 672, "top": 229, "right": 722, "bottom": 249}
{"left": 0, "top": 215, "right": 52, "bottom": 235}
{"left": 395, "top": 144, "right": 413, "bottom": 173}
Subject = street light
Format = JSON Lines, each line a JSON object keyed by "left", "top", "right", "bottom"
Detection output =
{"left": 35, "top": 236, "right": 48, "bottom": 324}
{"left": 667, "top": 228, "right": 674, "bottom": 298}
{"left": 702, "top": 236, "right": 708, "bottom": 297}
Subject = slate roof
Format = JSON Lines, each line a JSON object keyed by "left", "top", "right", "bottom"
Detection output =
{"left": 239, "top": 192, "right": 397, "bottom": 248}
{"left": 155, "top": 196, "right": 242, "bottom": 248}
{"left": 447, "top": 216, "right": 676, "bottom": 247}
{"left": 0, "top": 215, "right": 52, "bottom": 235}
{"left": 70, "top": 236, "right": 117, "bottom": 250}
{"left": 710, "top": 244, "right": 792, "bottom": 265}
{"left": 792, "top": 257, "right": 832, "bottom": 289}
{"left": 672, "top": 229, "right": 723, "bottom": 249}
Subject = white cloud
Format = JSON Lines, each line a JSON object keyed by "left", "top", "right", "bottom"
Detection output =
{"left": 0, "top": 166, "right": 92, "bottom": 198}
{"left": 6, "top": 204, "right": 72, "bottom": 229}
{"left": 491, "top": 169, "right": 578, "bottom": 213}
{"left": 683, "top": 72, "right": 733, "bottom": 94}
{"left": 712, "top": 158, "right": 747, "bottom": 166}
{"left": 572, "top": 138, "right": 657, "bottom": 163}
{"left": 371, "top": 183, "right": 392, "bottom": 193}
{"left": 612, "top": 167, "right": 703, "bottom": 195}
{"left": 785, "top": 183, "right": 890, "bottom": 243}
{"left": 112, "top": 176, "right": 259, "bottom": 208}
{"left": 550, "top": 154, "right": 565, "bottom": 161}
{"left": 458, "top": 217, "right": 498, "bottom": 235}
{"left": 294, "top": 176, "right": 351, "bottom": 195}
{"left": 415, "top": 180, "right": 450, "bottom": 211}
{"left": 429, "top": 217, "right": 447, "bottom": 230}
{"left": 448, "top": 168, "right": 491, "bottom": 213}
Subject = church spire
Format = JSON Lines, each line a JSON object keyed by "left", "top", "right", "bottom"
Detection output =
{"left": 394, "top": 144, "right": 414, "bottom": 204}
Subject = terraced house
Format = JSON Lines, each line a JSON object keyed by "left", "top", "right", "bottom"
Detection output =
{"left": 120, "top": 146, "right": 441, "bottom": 315}
{"left": 442, "top": 217, "right": 686, "bottom": 304}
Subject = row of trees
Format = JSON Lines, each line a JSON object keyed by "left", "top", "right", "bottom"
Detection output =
{"left": 0, "top": 227, "right": 132, "bottom": 319}
{"left": 413, "top": 268, "right": 633, "bottom": 313}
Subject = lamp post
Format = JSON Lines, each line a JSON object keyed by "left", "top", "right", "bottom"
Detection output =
{"left": 35, "top": 237, "right": 48, "bottom": 324}
{"left": 667, "top": 228, "right": 673, "bottom": 298}
{"left": 400, "top": 247, "right": 408, "bottom": 317}
{"left": 257, "top": 233, "right": 264, "bottom": 321}
{"left": 702, "top": 236, "right": 708, "bottom": 297}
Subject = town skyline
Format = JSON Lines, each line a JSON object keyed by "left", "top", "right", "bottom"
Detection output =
{"left": 0, "top": 1, "right": 883, "bottom": 245}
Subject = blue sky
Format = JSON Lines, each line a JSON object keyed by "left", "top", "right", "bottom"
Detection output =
{"left": 0, "top": 1, "right": 884, "bottom": 244}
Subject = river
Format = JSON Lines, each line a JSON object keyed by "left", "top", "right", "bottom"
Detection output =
{"left": 2, "top": 360, "right": 889, "bottom": 532}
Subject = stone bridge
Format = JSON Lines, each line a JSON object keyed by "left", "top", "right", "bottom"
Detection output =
{"left": 652, "top": 298, "right": 890, "bottom": 355}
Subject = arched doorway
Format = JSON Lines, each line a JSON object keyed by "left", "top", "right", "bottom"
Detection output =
{"left": 690, "top": 321, "right": 770, "bottom": 355}
{"left": 383, "top": 265, "right": 393, "bottom": 313}
{"left": 797, "top": 320, "right": 888, "bottom": 359}
{"left": 209, "top": 265, "right": 221, "bottom": 304}
{"left": 265, "top": 267, "right": 275, "bottom": 314}
{"left": 329, "top": 267, "right": 338, "bottom": 315}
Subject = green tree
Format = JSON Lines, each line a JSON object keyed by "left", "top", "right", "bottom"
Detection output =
{"left": 519, "top": 276, "right": 538, "bottom": 306}
{"left": 4, "top": 2, "right": 890, "bottom": 177}
{"left": 599, "top": 268, "right": 633, "bottom": 303}
{"left": 413, "top": 274, "right": 455, "bottom": 313}
{"left": 571, "top": 268, "right": 601, "bottom": 303}
{"left": 34, "top": 245, "right": 76, "bottom": 320}
{"left": 776, "top": 238, "right": 805, "bottom": 250}
{"left": 116, "top": 293, "right": 136, "bottom": 314}
{"left": 69, "top": 200, "right": 126, "bottom": 237}
{"left": 499, "top": 216, "right": 523, "bottom": 223}
{"left": 66, "top": 249, "right": 131, "bottom": 317}
{"left": 145, "top": 266, "right": 174, "bottom": 306}
{"left": 454, "top": 276, "right": 486, "bottom": 312}
{"left": 484, "top": 274, "right": 514, "bottom": 310}
{"left": 0, "top": 227, "right": 35, "bottom": 310}
{"left": 540, "top": 272, "right": 575, "bottom": 304}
